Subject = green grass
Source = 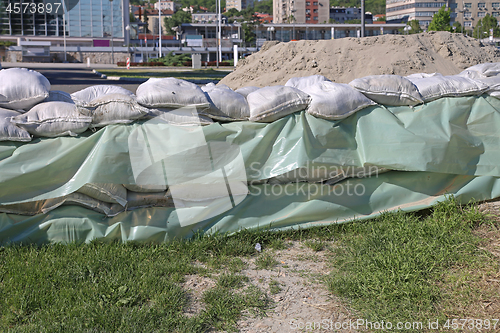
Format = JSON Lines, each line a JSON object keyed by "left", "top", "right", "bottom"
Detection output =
{"left": 0, "top": 197, "right": 497, "bottom": 332}
{"left": 325, "top": 197, "right": 497, "bottom": 329}
{"left": 98, "top": 68, "right": 231, "bottom": 81}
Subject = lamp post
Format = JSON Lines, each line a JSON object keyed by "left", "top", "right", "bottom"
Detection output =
{"left": 125, "top": 24, "right": 131, "bottom": 61}
{"left": 159, "top": 0, "right": 162, "bottom": 58}
{"left": 109, "top": 0, "right": 114, "bottom": 64}
{"left": 361, "top": 0, "right": 365, "bottom": 37}
{"left": 62, "top": 0, "right": 67, "bottom": 62}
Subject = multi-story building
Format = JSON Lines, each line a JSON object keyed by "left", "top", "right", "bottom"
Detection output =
{"left": 456, "top": 1, "right": 500, "bottom": 30}
{"left": 330, "top": 7, "right": 373, "bottom": 23}
{"left": 154, "top": 1, "right": 176, "bottom": 12}
{"left": 273, "top": 0, "right": 329, "bottom": 24}
{"left": 226, "top": 0, "right": 254, "bottom": 11}
{"left": 0, "top": 0, "right": 129, "bottom": 39}
{"left": 386, "top": 0, "right": 449, "bottom": 27}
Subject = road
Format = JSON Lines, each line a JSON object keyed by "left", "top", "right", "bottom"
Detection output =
{"left": 2, "top": 62, "right": 142, "bottom": 94}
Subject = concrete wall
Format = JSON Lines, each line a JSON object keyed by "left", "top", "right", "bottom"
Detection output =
{"left": 5, "top": 50, "right": 130, "bottom": 64}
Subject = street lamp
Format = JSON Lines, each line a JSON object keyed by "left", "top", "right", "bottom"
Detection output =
{"left": 159, "top": 0, "right": 162, "bottom": 58}
{"left": 109, "top": 0, "right": 114, "bottom": 64}
{"left": 61, "top": 0, "right": 67, "bottom": 62}
{"left": 125, "top": 25, "right": 131, "bottom": 61}
{"left": 267, "top": 26, "right": 275, "bottom": 40}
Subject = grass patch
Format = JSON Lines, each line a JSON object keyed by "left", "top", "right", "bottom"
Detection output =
{"left": 0, "top": 197, "right": 497, "bottom": 332}
{"left": 98, "top": 68, "right": 231, "bottom": 81}
{"left": 325, "top": 197, "right": 496, "bottom": 327}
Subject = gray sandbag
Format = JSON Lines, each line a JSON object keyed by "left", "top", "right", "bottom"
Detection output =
{"left": 0, "top": 108, "right": 31, "bottom": 142}
{"left": 0, "top": 68, "right": 50, "bottom": 111}
{"left": 349, "top": 75, "right": 423, "bottom": 106}
{"left": 126, "top": 190, "right": 174, "bottom": 209}
{"left": 136, "top": 78, "right": 211, "bottom": 109}
{"left": 124, "top": 184, "right": 168, "bottom": 193}
{"left": 44, "top": 90, "right": 75, "bottom": 104}
{"left": 286, "top": 75, "right": 376, "bottom": 120}
{"left": 406, "top": 73, "right": 489, "bottom": 102}
{"left": 144, "top": 107, "right": 214, "bottom": 125}
{"left": 235, "top": 86, "right": 260, "bottom": 98}
{"left": 71, "top": 85, "right": 134, "bottom": 106}
{"left": 458, "top": 62, "right": 500, "bottom": 79}
{"left": 204, "top": 87, "right": 250, "bottom": 120}
{"left": 247, "top": 86, "right": 311, "bottom": 122}
{"left": 76, "top": 183, "right": 128, "bottom": 207}
{"left": 79, "top": 93, "right": 148, "bottom": 127}
{"left": 10, "top": 101, "right": 92, "bottom": 137}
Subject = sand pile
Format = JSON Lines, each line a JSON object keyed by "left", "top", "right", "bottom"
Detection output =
{"left": 220, "top": 31, "right": 500, "bottom": 89}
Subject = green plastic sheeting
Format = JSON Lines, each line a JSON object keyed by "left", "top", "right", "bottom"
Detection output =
{"left": 1, "top": 95, "right": 500, "bottom": 244}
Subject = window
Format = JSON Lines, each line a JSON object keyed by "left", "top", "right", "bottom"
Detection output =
{"left": 313, "top": 8, "right": 318, "bottom": 13}
{"left": 306, "top": 16, "right": 311, "bottom": 21}
{"left": 478, "top": 2, "right": 485, "bottom": 8}
{"left": 464, "top": 3, "right": 471, "bottom": 8}
{"left": 306, "top": 9, "right": 310, "bottom": 13}
{"left": 306, "top": 1, "right": 310, "bottom": 5}
{"left": 493, "top": 11, "right": 500, "bottom": 16}
{"left": 464, "top": 21, "right": 472, "bottom": 27}
{"left": 313, "top": 1, "right": 318, "bottom": 5}
{"left": 313, "top": 16, "right": 318, "bottom": 20}
{"left": 494, "top": 2, "right": 500, "bottom": 7}
{"left": 464, "top": 12, "right": 471, "bottom": 17}
{"left": 478, "top": 11, "right": 486, "bottom": 17}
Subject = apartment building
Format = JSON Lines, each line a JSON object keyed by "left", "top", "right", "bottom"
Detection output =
{"left": 273, "top": 0, "right": 329, "bottom": 24}
{"left": 226, "top": 0, "right": 254, "bottom": 11}
{"left": 154, "top": 1, "right": 176, "bottom": 12}
{"left": 386, "top": 0, "right": 451, "bottom": 27}
{"left": 330, "top": 7, "right": 374, "bottom": 23}
{"left": 456, "top": 0, "right": 500, "bottom": 30}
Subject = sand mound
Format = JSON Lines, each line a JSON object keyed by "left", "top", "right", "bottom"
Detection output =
{"left": 220, "top": 31, "right": 500, "bottom": 89}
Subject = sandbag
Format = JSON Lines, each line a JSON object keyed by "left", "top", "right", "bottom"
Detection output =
{"left": 136, "top": 78, "right": 211, "bottom": 109}
{"left": 349, "top": 75, "right": 423, "bottom": 106}
{"left": 76, "top": 183, "right": 128, "bottom": 207}
{"left": 0, "top": 108, "right": 31, "bottom": 142}
{"left": 459, "top": 62, "right": 500, "bottom": 79}
{"left": 71, "top": 85, "right": 134, "bottom": 105}
{"left": 406, "top": 73, "right": 488, "bottom": 102}
{"left": 201, "top": 82, "right": 231, "bottom": 92}
{"left": 235, "top": 86, "right": 260, "bottom": 98}
{"left": 204, "top": 87, "right": 250, "bottom": 120}
{"left": 286, "top": 75, "right": 376, "bottom": 120}
{"left": 124, "top": 184, "right": 168, "bottom": 193}
{"left": 79, "top": 93, "right": 148, "bottom": 127}
{"left": 144, "top": 107, "right": 214, "bottom": 125}
{"left": 247, "top": 86, "right": 310, "bottom": 122}
{"left": 0, "top": 68, "right": 50, "bottom": 111}
{"left": 10, "top": 102, "right": 92, "bottom": 137}
{"left": 126, "top": 190, "right": 174, "bottom": 209}
{"left": 44, "top": 90, "right": 74, "bottom": 104}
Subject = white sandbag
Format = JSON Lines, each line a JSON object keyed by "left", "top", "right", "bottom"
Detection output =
{"left": 79, "top": 93, "right": 148, "bottom": 127}
{"left": 124, "top": 184, "right": 168, "bottom": 193}
{"left": 10, "top": 102, "right": 92, "bottom": 137}
{"left": 145, "top": 107, "right": 214, "bottom": 125}
{"left": 44, "top": 90, "right": 75, "bottom": 104}
{"left": 61, "top": 193, "right": 124, "bottom": 217}
{"left": 71, "top": 85, "right": 134, "bottom": 105}
{"left": 204, "top": 87, "right": 250, "bottom": 120}
{"left": 201, "top": 82, "right": 231, "bottom": 92}
{"left": 126, "top": 190, "right": 174, "bottom": 209}
{"left": 0, "top": 68, "right": 50, "bottom": 111}
{"left": 136, "top": 78, "right": 211, "bottom": 109}
{"left": 76, "top": 183, "right": 128, "bottom": 207}
{"left": 349, "top": 75, "right": 423, "bottom": 106}
{"left": 406, "top": 74, "right": 489, "bottom": 102}
{"left": 247, "top": 86, "right": 311, "bottom": 122}
{"left": 286, "top": 76, "right": 376, "bottom": 120}
{"left": 458, "top": 62, "right": 500, "bottom": 79}
{"left": 0, "top": 197, "right": 64, "bottom": 215}
{"left": 0, "top": 108, "right": 31, "bottom": 142}
{"left": 235, "top": 86, "right": 260, "bottom": 98}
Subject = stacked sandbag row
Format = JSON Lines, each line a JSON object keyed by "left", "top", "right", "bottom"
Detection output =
{"left": 0, "top": 183, "right": 174, "bottom": 217}
{"left": 3, "top": 63, "right": 500, "bottom": 144}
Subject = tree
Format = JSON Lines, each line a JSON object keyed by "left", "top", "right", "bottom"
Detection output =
{"left": 376, "top": 15, "right": 386, "bottom": 22}
{"left": 143, "top": 11, "right": 150, "bottom": 33}
{"left": 452, "top": 21, "right": 462, "bottom": 32}
{"left": 473, "top": 14, "right": 500, "bottom": 38}
{"left": 407, "top": 19, "right": 422, "bottom": 34}
{"left": 164, "top": 11, "right": 192, "bottom": 36}
{"left": 427, "top": 6, "right": 452, "bottom": 32}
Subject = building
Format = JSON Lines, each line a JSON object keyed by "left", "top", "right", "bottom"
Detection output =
{"left": 273, "top": 0, "right": 330, "bottom": 24}
{"left": 226, "top": 0, "right": 254, "bottom": 11}
{"left": 154, "top": 1, "right": 176, "bottom": 12}
{"left": 456, "top": 0, "right": 500, "bottom": 31}
{"left": 386, "top": 0, "right": 451, "bottom": 27}
{"left": 0, "top": 0, "right": 130, "bottom": 40}
{"left": 330, "top": 7, "right": 373, "bottom": 23}
{"left": 192, "top": 13, "right": 219, "bottom": 23}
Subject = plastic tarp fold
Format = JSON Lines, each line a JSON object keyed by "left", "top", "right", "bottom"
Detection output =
{"left": 1, "top": 95, "right": 500, "bottom": 244}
